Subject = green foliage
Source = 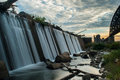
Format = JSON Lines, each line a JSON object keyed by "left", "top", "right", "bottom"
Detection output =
{"left": 30, "top": 14, "right": 48, "bottom": 25}
{"left": 107, "top": 42, "right": 120, "bottom": 50}
{"left": 92, "top": 43, "right": 105, "bottom": 50}
{"left": 89, "top": 42, "right": 120, "bottom": 51}
{"left": 105, "top": 63, "right": 120, "bottom": 80}
{"left": 34, "top": 16, "right": 47, "bottom": 25}
{"left": 103, "top": 50, "right": 120, "bottom": 64}
{"left": 85, "top": 43, "right": 93, "bottom": 49}
{"left": 34, "top": 16, "right": 46, "bottom": 23}
{"left": 89, "top": 42, "right": 120, "bottom": 79}
{"left": 103, "top": 50, "right": 120, "bottom": 80}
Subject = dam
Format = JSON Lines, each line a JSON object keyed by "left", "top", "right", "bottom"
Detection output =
{"left": 0, "top": 12, "right": 93, "bottom": 80}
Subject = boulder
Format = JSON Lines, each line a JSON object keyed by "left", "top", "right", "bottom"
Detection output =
{"left": 73, "top": 54, "right": 81, "bottom": 57}
{"left": 82, "top": 74, "right": 91, "bottom": 80}
{"left": 115, "top": 58, "right": 120, "bottom": 65}
{"left": 47, "top": 62, "right": 69, "bottom": 69}
{"left": 0, "top": 61, "right": 9, "bottom": 79}
{"left": 87, "top": 51, "right": 98, "bottom": 58}
{"left": 81, "top": 54, "right": 89, "bottom": 59}
{"left": 55, "top": 52, "right": 72, "bottom": 63}
{"left": 45, "top": 59, "right": 70, "bottom": 69}
{"left": 78, "top": 52, "right": 89, "bottom": 59}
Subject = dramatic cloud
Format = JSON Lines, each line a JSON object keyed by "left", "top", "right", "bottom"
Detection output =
{"left": 15, "top": 0, "right": 120, "bottom": 37}
{"left": 0, "top": 0, "right": 7, "bottom": 2}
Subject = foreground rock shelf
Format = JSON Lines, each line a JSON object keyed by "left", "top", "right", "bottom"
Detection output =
{"left": 9, "top": 55, "right": 102, "bottom": 80}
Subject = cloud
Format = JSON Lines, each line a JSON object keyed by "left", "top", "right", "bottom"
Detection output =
{"left": 78, "top": 27, "right": 110, "bottom": 38}
{"left": 14, "top": 0, "right": 120, "bottom": 37}
{"left": 0, "top": 0, "right": 7, "bottom": 2}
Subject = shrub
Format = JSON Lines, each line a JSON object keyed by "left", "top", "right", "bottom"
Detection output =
{"left": 105, "top": 63, "right": 120, "bottom": 80}
{"left": 90, "top": 42, "right": 120, "bottom": 51}
{"left": 30, "top": 14, "right": 48, "bottom": 25}
{"left": 85, "top": 43, "right": 93, "bottom": 49}
{"left": 109, "top": 42, "right": 120, "bottom": 50}
{"left": 34, "top": 16, "right": 46, "bottom": 23}
{"left": 103, "top": 50, "right": 120, "bottom": 64}
{"left": 103, "top": 50, "right": 120, "bottom": 80}
{"left": 92, "top": 43, "right": 105, "bottom": 50}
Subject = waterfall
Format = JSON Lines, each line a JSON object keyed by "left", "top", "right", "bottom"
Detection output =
{"left": 53, "top": 29, "right": 69, "bottom": 54}
{"left": 23, "top": 20, "right": 40, "bottom": 62}
{"left": 0, "top": 13, "right": 39, "bottom": 70}
{"left": 64, "top": 32, "right": 76, "bottom": 55}
{"left": 35, "top": 23, "right": 54, "bottom": 61}
{"left": 0, "top": 33, "right": 10, "bottom": 70}
{"left": 71, "top": 35, "right": 80, "bottom": 54}
{"left": 75, "top": 37, "right": 82, "bottom": 52}
{"left": 0, "top": 12, "right": 84, "bottom": 70}
{"left": 44, "top": 26, "right": 59, "bottom": 59}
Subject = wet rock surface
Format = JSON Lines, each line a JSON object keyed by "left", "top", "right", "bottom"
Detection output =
{"left": 0, "top": 61, "right": 9, "bottom": 79}
{"left": 73, "top": 54, "right": 81, "bottom": 57}
{"left": 82, "top": 74, "right": 91, "bottom": 80}
{"left": 55, "top": 52, "right": 72, "bottom": 63}
{"left": 87, "top": 50, "right": 98, "bottom": 59}
{"left": 8, "top": 51, "right": 105, "bottom": 80}
{"left": 46, "top": 59, "right": 69, "bottom": 69}
{"left": 46, "top": 52, "right": 71, "bottom": 69}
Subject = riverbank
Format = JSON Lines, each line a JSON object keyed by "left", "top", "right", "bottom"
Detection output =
{"left": 103, "top": 50, "right": 120, "bottom": 80}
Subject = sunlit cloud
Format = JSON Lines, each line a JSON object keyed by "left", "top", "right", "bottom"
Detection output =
{"left": 14, "top": 0, "right": 120, "bottom": 37}
{"left": 0, "top": 0, "right": 7, "bottom": 2}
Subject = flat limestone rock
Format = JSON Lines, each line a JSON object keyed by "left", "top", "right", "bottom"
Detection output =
{"left": 70, "top": 65, "right": 101, "bottom": 76}
{"left": 70, "top": 57, "right": 91, "bottom": 66}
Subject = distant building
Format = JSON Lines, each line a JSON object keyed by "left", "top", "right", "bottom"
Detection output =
{"left": 94, "top": 34, "right": 101, "bottom": 43}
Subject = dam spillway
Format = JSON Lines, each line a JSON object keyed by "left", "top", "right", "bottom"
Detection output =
{"left": 0, "top": 12, "right": 83, "bottom": 71}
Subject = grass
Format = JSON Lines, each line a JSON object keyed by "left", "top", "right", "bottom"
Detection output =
{"left": 103, "top": 50, "right": 120, "bottom": 80}
{"left": 105, "top": 63, "right": 120, "bottom": 80}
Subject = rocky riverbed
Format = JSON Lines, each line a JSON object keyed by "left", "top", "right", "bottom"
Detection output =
{"left": 6, "top": 51, "right": 106, "bottom": 80}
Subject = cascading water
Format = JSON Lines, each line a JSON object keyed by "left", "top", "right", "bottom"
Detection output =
{"left": 75, "top": 37, "right": 82, "bottom": 52}
{"left": 0, "top": 12, "right": 84, "bottom": 71}
{"left": 53, "top": 29, "right": 69, "bottom": 54}
{"left": 35, "top": 23, "right": 54, "bottom": 61}
{"left": 0, "top": 13, "right": 40, "bottom": 70}
{"left": 71, "top": 35, "right": 80, "bottom": 54}
{"left": 44, "top": 26, "right": 58, "bottom": 59}
{"left": 23, "top": 20, "right": 40, "bottom": 62}
{"left": 64, "top": 32, "right": 76, "bottom": 55}
{"left": 0, "top": 33, "right": 10, "bottom": 70}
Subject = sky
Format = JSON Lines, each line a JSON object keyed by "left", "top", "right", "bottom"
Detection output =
{"left": 1, "top": 0, "right": 120, "bottom": 40}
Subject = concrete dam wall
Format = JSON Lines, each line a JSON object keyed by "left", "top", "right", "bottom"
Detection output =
{"left": 0, "top": 12, "right": 83, "bottom": 70}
